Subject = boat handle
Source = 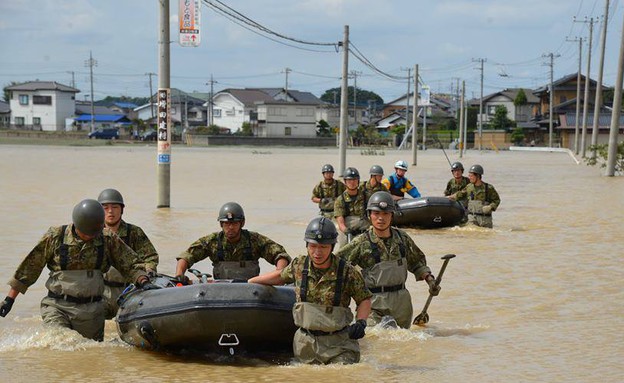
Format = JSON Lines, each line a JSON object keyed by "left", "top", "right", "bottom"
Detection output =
{"left": 218, "top": 333, "right": 240, "bottom": 346}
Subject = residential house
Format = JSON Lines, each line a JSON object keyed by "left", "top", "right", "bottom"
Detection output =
{"left": 134, "top": 89, "right": 206, "bottom": 130}
{"left": 468, "top": 88, "right": 540, "bottom": 126}
{"left": 0, "top": 100, "right": 10, "bottom": 127}
{"left": 5, "top": 81, "right": 79, "bottom": 131}
{"left": 255, "top": 101, "right": 319, "bottom": 137}
{"left": 382, "top": 92, "right": 455, "bottom": 131}
{"left": 74, "top": 114, "right": 132, "bottom": 133}
{"left": 558, "top": 112, "right": 624, "bottom": 150}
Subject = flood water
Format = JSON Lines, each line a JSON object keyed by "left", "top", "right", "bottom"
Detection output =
{"left": 0, "top": 143, "right": 622, "bottom": 382}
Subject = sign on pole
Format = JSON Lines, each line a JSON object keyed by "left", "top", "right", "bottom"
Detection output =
{"left": 179, "top": 0, "right": 201, "bottom": 47}
{"left": 157, "top": 88, "right": 172, "bottom": 164}
{"left": 418, "top": 85, "right": 431, "bottom": 106}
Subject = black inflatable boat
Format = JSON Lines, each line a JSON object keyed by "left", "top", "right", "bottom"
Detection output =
{"left": 116, "top": 275, "right": 297, "bottom": 354}
{"left": 392, "top": 196, "right": 465, "bottom": 228}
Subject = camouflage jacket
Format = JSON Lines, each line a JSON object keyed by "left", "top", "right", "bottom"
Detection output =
{"left": 444, "top": 176, "right": 470, "bottom": 205}
{"left": 334, "top": 189, "right": 368, "bottom": 219}
{"left": 280, "top": 254, "right": 372, "bottom": 307}
{"left": 8, "top": 224, "right": 147, "bottom": 294}
{"left": 312, "top": 179, "right": 346, "bottom": 212}
{"left": 360, "top": 180, "right": 389, "bottom": 200}
{"left": 178, "top": 229, "right": 291, "bottom": 267}
{"left": 336, "top": 227, "right": 431, "bottom": 280}
{"left": 455, "top": 182, "right": 501, "bottom": 210}
{"left": 105, "top": 220, "right": 159, "bottom": 283}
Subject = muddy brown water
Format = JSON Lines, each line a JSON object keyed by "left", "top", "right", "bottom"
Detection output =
{"left": 0, "top": 144, "right": 622, "bottom": 382}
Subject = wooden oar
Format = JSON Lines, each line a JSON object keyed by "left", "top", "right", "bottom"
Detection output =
{"left": 413, "top": 254, "right": 456, "bottom": 326}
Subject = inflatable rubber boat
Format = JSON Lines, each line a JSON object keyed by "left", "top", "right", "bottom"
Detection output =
{"left": 392, "top": 196, "right": 465, "bottom": 228}
{"left": 116, "top": 274, "right": 297, "bottom": 354}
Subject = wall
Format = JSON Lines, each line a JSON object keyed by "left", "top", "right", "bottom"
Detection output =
{"left": 185, "top": 135, "right": 336, "bottom": 147}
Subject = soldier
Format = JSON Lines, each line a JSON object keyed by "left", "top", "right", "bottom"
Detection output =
{"left": 311, "top": 164, "right": 346, "bottom": 219}
{"left": 360, "top": 165, "right": 389, "bottom": 198}
{"left": 0, "top": 199, "right": 155, "bottom": 341}
{"left": 449, "top": 164, "right": 501, "bottom": 228}
{"left": 334, "top": 167, "right": 369, "bottom": 246}
{"left": 444, "top": 162, "right": 470, "bottom": 205}
{"left": 336, "top": 191, "right": 439, "bottom": 329}
{"left": 97, "top": 188, "right": 159, "bottom": 320}
{"left": 382, "top": 160, "right": 421, "bottom": 201}
{"left": 248, "top": 216, "right": 372, "bottom": 364}
{"left": 175, "top": 202, "right": 291, "bottom": 282}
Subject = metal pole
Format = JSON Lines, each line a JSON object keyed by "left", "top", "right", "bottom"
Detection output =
{"left": 411, "top": 64, "right": 418, "bottom": 166}
{"left": 157, "top": 0, "right": 171, "bottom": 208}
{"left": 338, "top": 25, "right": 349, "bottom": 175}
{"left": 591, "top": 0, "right": 610, "bottom": 158}
{"left": 606, "top": 11, "right": 624, "bottom": 176}
{"left": 581, "top": 18, "right": 595, "bottom": 158}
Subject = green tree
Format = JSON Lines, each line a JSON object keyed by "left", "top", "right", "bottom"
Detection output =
{"left": 316, "top": 119, "right": 332, "bottom": 137}
{"left": 488, "top": 105, "right": 512, "bottom": 130}
{"left": 510, "top": 127, "right": 525, "bottom": 145}
{"left": 240, "top": 122, "right": 253, "bottom": 136}
{"left": 513, "top": 89, "right": 528, "bottom": 106}
{"left": 320, "top": 87, "right": 384, "bottom": 107}
{"left": 585, "top": 142, "right": 624, "bottom": 175}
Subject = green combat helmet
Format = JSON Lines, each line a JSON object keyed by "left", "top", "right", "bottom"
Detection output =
{"left": 321, "top": 164, "right": 335, "bottom": 173}
{"left": 369, "top": 165, "right": 384, "bottom": 176}
{"left": 367, "top": 191, "right": 395, "bottom": 213}
{"left": 451, "top": 162, "right": 464, "bottom": 171}
{"left": 304, "top": 217, "right": 338, "bottom": 245}
{"left": 97, "top": 188, "right": 125, "bottom": 206}
{"left": 342, "top": 167, "right": 360, "bottom": 180}
{"left": 217, "top": 202, "right": 245, "bottom": 222}
{"left": 72, "top": 199, "right": 105, "bottom": 236}
{"left": 469, "top": 164, "right": 484, "bottom": 175}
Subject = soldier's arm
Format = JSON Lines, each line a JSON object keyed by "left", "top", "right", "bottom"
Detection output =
{"left": 8, "top": 228, "right": 56, "bottom": 294}
{"left": 403, "top": 233, "right": 431, "bottom": 280}
{"left": 108, "top": 236, "right": 147, "bottom": 284}
{"left": 255, "top": 233, "right": 291, "bottom": 267}
{"left": 311, "top": 183, "right": 322, "bottom": 203}
{"left": 489, "top": 185, "right": 501, "bottom": 210}
{"left": 132, "top": 227, "right": 159, "bottom": 272}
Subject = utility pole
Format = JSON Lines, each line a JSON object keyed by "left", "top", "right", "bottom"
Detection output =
{"left": 411, "top": 64, "right": 418, "bottom": 166}
{"left": 567, "top": 36, "right": 583, "bottom": 154}
{"left": 591, "top": 0, "right": 610, "bottom": 159}
{"left": 473, "top": 58, "right": 486, "bottom": 151}
{"left": 157, "top": 0, "right": 171, "bottom": 208}
{"left": 84, "top": 51, "right": 97, "bottom": 133}
{"left": 349, "top": 70, "right": 361, "bottom": 125}
{"left": 606, "top": 9, "right": 624, "bottom": 176}
{"left": 282, "top": 67, "right": 291, "bottom": 94}
{"left": 338, "top": 25, "right": 349, "bottom": 175}
{"left": 576, "top": 16, "right": 597, "bottom": 158}
{"left": 67, "top": 71, "right": 75, "bottom": 88}
{"left": 145, "top": 72, "right": 156, "bottom": 120}
{"left": 542, "top": 52, "right": 560, "bottom": 148}
{"left": 459, "top": 80, "right": 465, "bottom": 158}
{"left": 401, "top": 67, "right": 412, "bottom": 136}
{"left": 206, "top": 74, "right": 217, "bottom": 126}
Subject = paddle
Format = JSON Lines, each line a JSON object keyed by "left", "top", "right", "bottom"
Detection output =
{"left": 433, "top": 135, "right": 452, "bottom": 167}
{"left": 412, "top": 253, "right": 456, "bottom": 326}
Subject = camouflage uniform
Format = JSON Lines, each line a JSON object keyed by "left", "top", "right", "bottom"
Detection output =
{"left": 336, "top": 226, "right": 431, "bottom": 329}
{"left": 334, "top": 189, "right": 370, "bottom": 246}
{"left": 103, "top": 220, "right": 158, "bottom": 319}
{"left": 444, "top": 176, "right": 470, "bottom": 207}
{"left": 360, "top": 180, "right": 389, "bottom": 202}
{"left": 281, "top": 254, "right": 372, "bottom": 364}
{"left": 8, "top": 225, "right": 147, "bottom": 341}
{"left": 455, "top": 182, "right": 501, "bottom": 228}
{"left": 312, "top": 179, "right": 346, "bottom": 219}
{"left": 178, "top": 229, "right": 291, "bottom": 280}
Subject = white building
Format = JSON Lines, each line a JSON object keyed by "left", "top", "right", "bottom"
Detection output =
{"left": 5, "top": 81, "right": 79, "bottom": 131}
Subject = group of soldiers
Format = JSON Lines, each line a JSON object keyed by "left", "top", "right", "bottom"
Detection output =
{"left": 0, "top": 159, "right": 500, "bottom": 365}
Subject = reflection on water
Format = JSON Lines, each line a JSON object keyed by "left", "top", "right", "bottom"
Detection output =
{"left": 1, "top": 145, "right": 623, "bottom": 382}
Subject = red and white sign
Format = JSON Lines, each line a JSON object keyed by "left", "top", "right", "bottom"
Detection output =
{"left": 179, "top": 0, "right": 201, "bottom": 47}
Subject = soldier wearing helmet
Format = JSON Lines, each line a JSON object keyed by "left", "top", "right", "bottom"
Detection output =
{"left": 249, "top": 217, "right": 372, "bottom": 364}
{"left": 176, "top": 202, "right": 292, "bottom": 282}
{"left": 0, "top": 199, "right": 153, "bottom": 341}
{"left": 360, "top": 164, "right": 389, "bottom": 198}
{"left": 311, "top": 164, "right": 345, "bottom": 219}
{"left": 449, "top": 164, "right": 501, "bottom": 228}
{"left": 334, "top": 167, "right": 370, "bottom": 247}
{"left": 337, "top": 192, "right": 439, "bottom": 329}
{"left": 97, "top": 188, "right": 159, "bottom": 319}
{"left": 444, "top": 162, "right": 470, "bottom": 210}
{"left": 382, "top": 160, "right": 421, "bottom": 201}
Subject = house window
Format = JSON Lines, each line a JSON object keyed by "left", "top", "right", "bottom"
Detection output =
{"left": 284, "top": 126, "right": 292, "bottom": 136}
{"left": 19, "top": 95, "right": 29, "bottom": 105}
{"left": 487, "top": 105, "right": 497, "bottom": 115}
{"left": 296, "top": 108, "right": 314, "bottom": 117}
{"left": 269, "top": 107, "right": 287, "bottom": 116}
{"left": 33, "top": 96, "right": 52, "bottom": 105}
{"left": 15, "top": 117, "right": 25, "bottom": 126}
{"left": 33, "top": 117, "right": 41, "bottom": 126}
{"left": 225, "top": 109, "right": 235, "bottom": 116}
{"left": 213, "top": 109, "right": 221, "bottom": 118}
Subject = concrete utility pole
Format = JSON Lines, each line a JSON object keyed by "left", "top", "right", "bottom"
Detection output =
{"left": 401, "top": 67, "right": 412, "bottom": 136}
{"left": 459, "top": 80, "right": 465, "bottom": 158}
{"left": 411, "top": 64, "right": 418, "bottom": 166}
{"left": 606, "top": 10, "right": 624, "bottom": 176}
{"left": 283, "top": 67, "right": 291, "bottom": 94}
{"left": 67, "top": 71, "right": 75, "bottom": 88}
{"left": 338, "top": 25, "right": 349, "bottom": 176}
{"left": 566, "top": 36, "right": 583, "bottom": 154}
{"left": 84, "top": 51, "right": 97, "bottom": 133}
{"left": 577, "top": 17, "right": 597, "bottom": 158}
{"left": 543, "top": 52, "right": 560, "bottom": 148}
{"left": 157, "top": 0, "right": 171, "bottom": 208}
{"left": 473, "top": 58, "right": 486, "bottom": 150}
{"left": 349, "top": 70, "right": 361, "bottom": 125}
{"left": 145, "top": 72, "right": 156, "bottom": 120}
{"left": 206, "top": 74, "right": 217, "bottom": 126}
{"left": 591, "top": 0, "right": 610, "bottom": 159}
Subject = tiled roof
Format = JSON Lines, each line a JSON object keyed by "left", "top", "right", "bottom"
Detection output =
{"left": 5, "top": 81, "right": 79, "bottom": 93}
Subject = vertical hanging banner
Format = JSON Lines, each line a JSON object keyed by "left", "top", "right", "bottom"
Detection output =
{"left": 157, "top": 88, "right": 171, "bottom": 164}
{"left": 179, "top": 0, "right": 201, "bottom": 47}
{"left": 418, "top": 85, "right": 431, "bottom": 106}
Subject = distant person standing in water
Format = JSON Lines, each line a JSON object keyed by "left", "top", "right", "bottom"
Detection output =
{"left": 311, "top": 164, "right": 346, "bottom": 219}
{"left": 449, "top": 164, "right": 500, "bottom": 228}
{"left": 382, "top": 160, "right": 421, "bottom": 201}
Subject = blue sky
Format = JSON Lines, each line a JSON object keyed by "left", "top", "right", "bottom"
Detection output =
{"left": 1, "top": 0, "right": 622, "bottom": 103}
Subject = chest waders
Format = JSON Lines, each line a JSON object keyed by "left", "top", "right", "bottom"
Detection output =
{"left": 467, "top": 183, "right": 493, "bottom": 228}
{"left": 41, "top": 225, "right": 106, "bottom": 341}
{"left": 343, "top": 191, "right": 370, "bottom": 236}
{"left": 212, "top": 230, "right": 260, "bottom": 279}
{"left": 103, "top": 224, "right": 133, "bottom": 319}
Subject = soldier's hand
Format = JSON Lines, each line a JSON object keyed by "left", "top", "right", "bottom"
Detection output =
{"left": 174, "top": 275, "right": 190, "bottom": 286}
{"left": 0, "top": 296, "right": 15, "bottom": 317}
{"left": 348, "top": 319, "right": 367, "bottom": 339}
{"left": 427, "top": 278, "right": 441, "bottom": 296}
{"left": 140, "top": 282, "right": 161, "bottom": 291}
{"left": 321, "top": 198, "right": 331, "bottom": 205}
{"left": 481, "top": 204, "right": 493, "bottom": 215}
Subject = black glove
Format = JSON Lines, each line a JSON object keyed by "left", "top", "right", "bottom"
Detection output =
{"left": 321, "top": 197, "right": 331, "bottom": 205}
{"left": 0, "top": 296, "right": 15, "bottom": 317}
{"left": 427, "top": 277, "right": 441, "bottom": 296}
{"left": 140, "top": 282, "right": 161, "bottom": 290}
{"left": 174, "top": 275, "right": 190, "bottom": 285}
{"left": 348, "top": 319, "right": 367, "bottom": 340}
